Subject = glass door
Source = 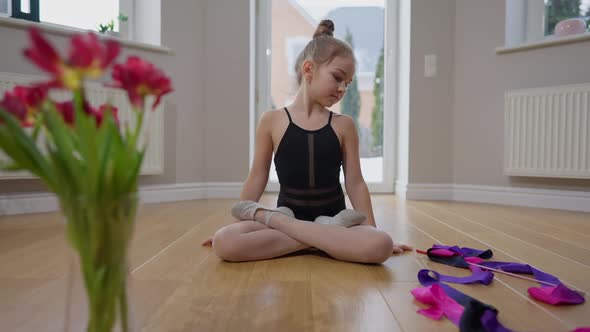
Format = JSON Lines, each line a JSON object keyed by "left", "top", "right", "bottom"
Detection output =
{"left": 256, "top": 0, "right": 396, "bottom": 193}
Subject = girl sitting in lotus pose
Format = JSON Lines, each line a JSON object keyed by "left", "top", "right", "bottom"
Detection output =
{"left": 204, "top": 20, "right": 411, "bottom": 263}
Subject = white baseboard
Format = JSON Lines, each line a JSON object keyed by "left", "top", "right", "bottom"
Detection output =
{"left": 203, "top": 182, "right": 244, "bottom": 199}
{"left": 0, "top": 182, "right": 243, "bottom": 216}
{"left": 3, "top": 181, "right": 588, "bottom": 215}
{"left": 139, "top": 182, "right": 208, "bottom": 204}
{"left": 406, "top": 183, "right": 590, "bottom": 212}
{"left": 403, "top": 183, "right": 452, "bottom": 201}
{"left": 0, "top": 192, "right": 59, "bottom": 216}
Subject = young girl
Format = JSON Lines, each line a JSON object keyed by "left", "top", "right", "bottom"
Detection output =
{"left": 203, "top": 20, "right": 411, "bottom": 263}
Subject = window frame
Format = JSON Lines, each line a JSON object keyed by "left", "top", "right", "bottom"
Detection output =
{"left": 11, "top": 0, "right": 39, "bottom": 22}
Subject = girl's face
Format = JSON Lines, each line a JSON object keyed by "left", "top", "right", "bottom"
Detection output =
{"left": 304, "top": 55, "right": 355, "bottom": 107}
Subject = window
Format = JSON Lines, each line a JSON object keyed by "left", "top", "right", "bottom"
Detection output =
{"left": 544, "top": 0, "right": 590, "bottom": 35}
{"left": 285, "top": 36, "right": 310, "bottom": 77}
{"left": 3, "top": 0, "right": 161, "bottom": 46}
{"left": 505, "top": 0, "right": 590, "bottom": 47}
{"left": 0, "top": 0, "right": 9, "bottom": 17}
{"left": 41, "top": 0, "right": 120, "bottom": 32}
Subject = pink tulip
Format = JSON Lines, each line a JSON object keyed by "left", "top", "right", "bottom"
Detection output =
{"left": 0, "top": 85, "right": 47, "bottom": 127}
{"left": 68, "top": 33, "right": 120, "bottom": 79}
{"left": 111, "top": 56, "right": 172, "bottom": 110}
{"left": 24, "top": 28, "right": 120, "bottom": 90}
{"left": 93, "top": 104, "right": 119, "bottom": 127}
{"left": 55, "top": 101, "right": 118, "bottom": 128}
{"left": 23, "top": 28, "right": 62, "bottom": 76}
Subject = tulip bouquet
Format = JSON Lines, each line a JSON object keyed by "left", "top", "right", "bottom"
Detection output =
{"left": 0, "top": 28, "right": 172, "bottom": 332}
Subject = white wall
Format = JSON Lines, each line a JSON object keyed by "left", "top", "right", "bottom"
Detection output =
{"left": 204, "top": 0, "right": 251, "bottom": 182}
{"left": 408, "top": 0, "right": 455, "bottom": 184}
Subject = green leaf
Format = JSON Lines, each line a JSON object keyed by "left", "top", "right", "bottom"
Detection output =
{"left": 73, "top": 90, "right": 99, "bottom": 198}
{"left": 122, "top": 149, "right": 144, "bottom": 192}
{"left": 95, "top": 128, "right": 112, "bottom": 197}
{"left": 0, "top": 109, "right": 56, "bottom": 189}
{"left": 0, "top": 160, "right": 25, "bottom": 171}
{"left": 43, "top": 105, "right": 85, "bottom": 194}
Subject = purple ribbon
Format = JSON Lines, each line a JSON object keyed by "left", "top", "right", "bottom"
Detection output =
{"left": 477, "top": 261, "right": 559, "bottom": 285}
{"left": 432, "top": 244, "right": 493, "bottom": 259}
{"left": 427, "top": 245, "right": 585, "bottom": 306}
{"left": 418, "top": 267, "right": 494, "bottom": 286}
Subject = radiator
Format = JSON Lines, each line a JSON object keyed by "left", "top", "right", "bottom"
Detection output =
{"left": 0, "top": 73, "right": 164, "bottom": 179}
{"left": 505, "top": 83, "right": 589, "bottom": 178}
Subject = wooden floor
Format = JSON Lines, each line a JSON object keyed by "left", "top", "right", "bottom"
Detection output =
{"left": 1, "top": 195, "right": 589, "bottom": 331}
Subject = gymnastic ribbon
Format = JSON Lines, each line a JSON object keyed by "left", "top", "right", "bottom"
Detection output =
{"left": 424, "top": 244, "right": 585, "bottom": 305}
{"left": 412, "top": 269, "right": 513, "bottom": 332}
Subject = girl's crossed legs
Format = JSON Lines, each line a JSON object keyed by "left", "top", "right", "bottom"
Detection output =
{"left": 209, "top": 210, "right": 410, "bottom": 264}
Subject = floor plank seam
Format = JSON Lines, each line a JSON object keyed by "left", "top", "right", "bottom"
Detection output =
{"left": 131, "top": 219, "right": 209, "bottom": 274}
{"left": 375, "top": 286, "right": 406, "bottom": 332}
{"left": 423, "top": 202, "right": 590, "bottom": 269}
{"left": 441, "top": 203, "right": 590, "bottom": 239}
{"left": 444, "top": 204, "right": 590, "bottom": 250}
{"left": 369, "top": 263, "right": 407, "bottom": 332}
{"left": 538, "top": 232, "right": 590, "bottom": 250}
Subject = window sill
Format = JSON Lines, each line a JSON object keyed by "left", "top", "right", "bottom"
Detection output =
{"left": 496, "top": 32, "right": 590, "bottom": 54}
{"left": 0, "top": 16, "right": 173, "bottom": 55}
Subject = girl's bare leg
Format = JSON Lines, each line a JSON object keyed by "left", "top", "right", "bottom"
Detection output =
{"left": 255, "top": 210, "right": 395, "bottom": 264}
{"left": 211, "top": 220, "right": 310, "bottom": 262}
{"left": 212, "top": 212, "right": 409, "bottom": 264}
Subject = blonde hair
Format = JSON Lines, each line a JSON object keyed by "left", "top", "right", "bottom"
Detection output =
{"left": 294, "top": 20, "right": 355, "bottom": 86}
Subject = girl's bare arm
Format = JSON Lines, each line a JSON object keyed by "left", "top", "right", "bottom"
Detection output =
{"left": 340, "top": 116, "right": 376, "bottom": 227}
{"left": 239, "top": 111, "right": 274, "bottom": 201}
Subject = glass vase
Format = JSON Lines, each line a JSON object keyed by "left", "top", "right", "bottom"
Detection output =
{"left": 62, "top": 193, "right": 139, "bottom": 332}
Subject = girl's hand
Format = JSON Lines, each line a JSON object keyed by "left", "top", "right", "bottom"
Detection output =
{"left": 202, "top": 236, "right": 213, "bottom": 247}
{"left": 392, "top": 242, "right": 413, "bottom": 254}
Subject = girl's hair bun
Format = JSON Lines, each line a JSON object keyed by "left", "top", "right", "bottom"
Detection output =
{"left": 313, "top": 20, "right": 335, "bottom": 38}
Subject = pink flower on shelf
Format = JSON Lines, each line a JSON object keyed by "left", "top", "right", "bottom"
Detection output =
{"left": 23, "top": 28, "right": 120, "bottom": 90}
{"left": 111, "top": 56, "right": 173, "bottom": 110}
{"left": 0, "top": 85, "right": 48, "bottom": 126}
